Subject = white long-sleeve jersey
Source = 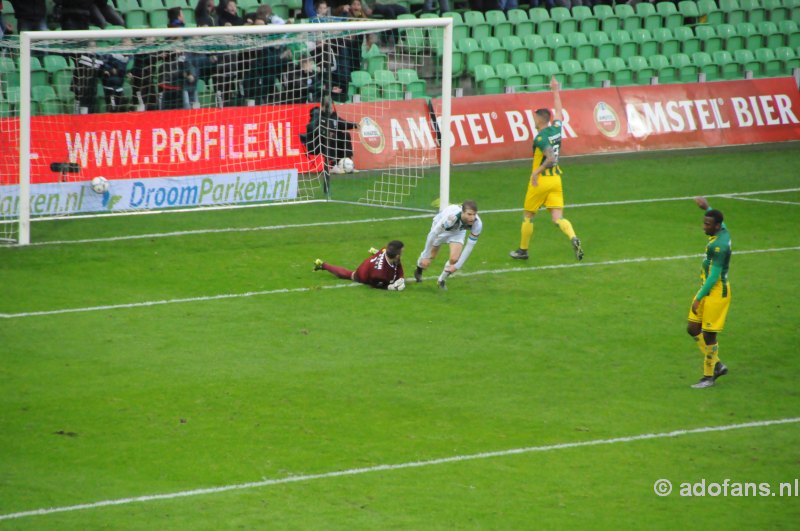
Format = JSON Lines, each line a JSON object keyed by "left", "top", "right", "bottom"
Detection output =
{"left": 419, "top": 204, "right": 483, "bottom": 270}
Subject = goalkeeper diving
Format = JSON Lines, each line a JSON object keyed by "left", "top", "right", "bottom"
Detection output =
{"left": 414, "top": 200, "right": 483, "bottom": 290}
{"left": 315, "top": 240, "right": 406, "bottom": 291}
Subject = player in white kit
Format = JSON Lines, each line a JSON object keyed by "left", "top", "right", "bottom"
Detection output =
{"left": 414, "top": 200, "right": 483, "bottom": 290}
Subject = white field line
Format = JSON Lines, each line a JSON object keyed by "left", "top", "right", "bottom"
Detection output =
{"left": 7, "top": 187, "right": 800, "bottom": 248}
{"left": 722, "top": 196, "right": 800, "bottom": 206}
{"left": 1, "top": 416, "right": 798, "bottom": 522}
{"left": 2, "top": 246, "right": 799, "bottom": 320}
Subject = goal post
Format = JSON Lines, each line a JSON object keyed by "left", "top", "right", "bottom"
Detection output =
{"left": 2, "top": 18, "right": 453, "bottom": 245}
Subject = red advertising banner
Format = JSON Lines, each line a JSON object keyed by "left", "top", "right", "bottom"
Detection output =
{"left": 434, "top": 77, "right": 800, "bottom": 164}
{"left": 1, "top": 78, "right": 797, "bottom": 184}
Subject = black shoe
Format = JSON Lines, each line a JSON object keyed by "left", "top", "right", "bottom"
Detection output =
{"left": 714, "top": 362, "right": 728, "bottom": 380}
{"left": 438, "top": 279, "right": 447, "bottom": 290}
{"left": 571, "top": 237, "right": 584, "bottom": 261}
{"left": 414, "top": 266, "right": 423, "bottom": 283}
{"left": 691, "top": 376, "right": 715, "bottom": 389}
{"left": 509, "top": 249, "right": 529, "bottom": 260}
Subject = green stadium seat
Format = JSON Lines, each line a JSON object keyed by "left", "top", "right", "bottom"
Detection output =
{"left": 538, "top": 60, "right": 562, "bottom": 85}
{"left": 529, "top": 8, "right": 557, "bottom": 36}
{"left": 610, "top": 29, "right": 637, "bottom": 59}
{"left": 734, "top": 49, "right": 761, "bottom": 76}
{"left": 572, "top": 5, "right": 599, "bottom": 34}
{"left": 149, "top": 8, "right": 169, "bottom": 28}
{"left": 546, "top": 32, "right": 571, "bottom": 63}
{"left": 719, "top": 0, "right": 747, "bottom": 24}
{"left": 589, "top": 31, "right": 616, "bottom": 61}
{"left": 632, "top": 29, "right": 657, "bottom": 57}
{"left": 671, "top": 53, "right": 698, "bottom": 81}
{"left": 757, "top": 21, "right": 784, "bottom": 49}
{"left": 519, "top": 62, "right": 544, "bottom": 90}
{"left": 517, "top": 62, "right": 539, "bottom": 78}
{"left": 458, "top": 38, "right": 485, "bottom": 75}
{"left": 441, "top": 11, "right": 463, "bottom": 23}
{"left": 165, "top": 0, "right": 189, "bottom": 8}
{"left": 486, "top": 10, "right": 513, "bottom": 40}
{"left": 494, "top": 63, "right": 524, "bottom": 92}
{"left": 373, "top": 69, "right": 403, "bottom": 100}
{"left": 716, "top": 23, "right": 745, "bottom": 51}
{"left": 350, "top": 70, "right": 373, "bottom": 90}
{"left": 593, "top": 4, "right": 621, "bottom": 32}
{"left": 400, "top": 28, "right": 427, "bottom": 55}
{"left": 755, "top": 47, "right": 782, "bottom": 76}
{"left": 692, "top": 51, "right": 722, "bottom": 80}
{"left": 474, "top": 64, "right": 504, "bottom": 95}
{"left": 674, "top": 26, "right": 701, "bottom": 55}
{"left": 452, "top": 22, "right": 469, "bottom": 43}
{"left": 697, "top": 0, "right": 725, "bottom": 24}
{"left": 502, "top": 35, "right": 530, "bottom": 65}
{"left": 775, "top": 46, "right": 800, "bottom": 71}
{"left": 508, "top": 9, "right": 535, "bottom": 38}
{"left": 628, "top": 55, "right": 656, "bottom": 84}
{"left": 481, "top": 37, "right": 508, "bottom": 66}
{"left": 567, "top": 32, "right": 593, "bottom": 62}
{"left": 362, "top": 44, "right": 388, "bottom": 74}
{"left": 615, "top": 3, "right": 642, "bottom": 31}
{"left": 43, "top": 55, "right": 70, "bottom": 74}
{"left": 642, "top": 4, "right": 666, "bottom": 31}
{"left": 524, "top": 34, "right": 551, "bottom": 63}
{"left": 29, "top": 57, "right": 47, "bottom": 88}
{"left": 713, "top": 50, "right": 742, "bottom": 79}
{"left": 52, "top": 70, "right": 75, "bottom": 103}
{"left": 583, "top": 57, "right": 611, "bottom": 87}
{"left": 677, "top": 0, "right": 700, "bottom": 19}
{"left": 396, "top": 68, "right": 427, "bottom": 99}
{"left": 359, "top": 84, "right": 381, "bottom": 102}
{"left": 741, "top": 0, "right": 767, "bottom": 24}
{"left": 140, "top": 0, "right": 164, "bottom": 9}
{"left": 779, "top": 21, "right": 800, "bottom": 48}
{"left": 649, "top": 54, "right": 677, "bottom": 83}
{"left": 653, "top": 27, "right": 680, "bottom": 56}
{"left": 464, "top": 10, "right": 491, "bottom": 40}
{"left": 736, "top": 22, "right": 762, "bottom": 50}
{"left": 560, "top": 59, "right": 586, "bottom": 89}
{"left": 551, "top": 7, "right": 578, "bottom": 34}
{"left": 763, "top": 0, "right": 789, "bottom": 23}
{"left": 605, "top": 56, "right": 634, "bottom": 85}
{"left": 696, "top": 24, "right": 723, "bottom": 53}
{"left": 654, "top": 1, "right": 682, "bottom": 28}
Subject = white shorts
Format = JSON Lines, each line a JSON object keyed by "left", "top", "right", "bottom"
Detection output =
{"left": 420, "top": 228, "right": 466, "bottom": 259}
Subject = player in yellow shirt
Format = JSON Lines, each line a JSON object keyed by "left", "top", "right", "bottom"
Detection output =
{"left": 510, "top": 78, "right": 583, "bottom": 261}
{"left": 687, "top": 196, "right": 732, "bottom": 389}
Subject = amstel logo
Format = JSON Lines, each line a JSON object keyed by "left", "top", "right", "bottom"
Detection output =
{"left": 359, "top": 117, "right": 386, "bottom": 154}
{"left": 594, "top": 101, "right": 621, "bottom": 138}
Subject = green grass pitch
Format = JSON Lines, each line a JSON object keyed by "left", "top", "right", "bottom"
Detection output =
{"left": 1, "top": 144, "right": 799, "bottom": 528}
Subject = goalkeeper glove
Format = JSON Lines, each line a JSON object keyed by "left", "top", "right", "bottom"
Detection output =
{"left": 388, "top": 278, "right": 406, "bottom": 291}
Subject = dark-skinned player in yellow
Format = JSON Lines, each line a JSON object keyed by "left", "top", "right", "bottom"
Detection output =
{"left": 687, "top": 196, "right": 731, "bottom": 389}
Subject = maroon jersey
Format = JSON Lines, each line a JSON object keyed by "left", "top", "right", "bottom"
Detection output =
{"left": 354, "top": 249, "right": 404, "bottom": 289}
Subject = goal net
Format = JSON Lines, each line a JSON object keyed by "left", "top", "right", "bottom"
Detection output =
{"left": 0, "top": 18, "right": 453, "bottom": 245}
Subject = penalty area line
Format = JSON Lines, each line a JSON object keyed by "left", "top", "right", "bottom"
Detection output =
{"left": 2, "top": 246, "right": 799, "bottom": 319}
{"left": 1, "top": 416, "right": 798, "bottom": 522}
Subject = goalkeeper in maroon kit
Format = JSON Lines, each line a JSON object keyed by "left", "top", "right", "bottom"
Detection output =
{"left": 314, "top": 240, "right": 406, "bottom": 290}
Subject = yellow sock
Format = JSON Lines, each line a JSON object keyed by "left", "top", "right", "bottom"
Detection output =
{"left": 704, "top": 343, "right": 719, "bottom": 377}
{"left": 556, "top": 218, "right": 576, "bottom": 240}
{"left": 692, "top": 333, "right": 707, "bottom": 356}
{"left": 520, "top": 218, "right": 534, "bottom": 250}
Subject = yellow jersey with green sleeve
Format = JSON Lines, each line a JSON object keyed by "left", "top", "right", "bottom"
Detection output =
{"left": 697, "top": 213, "right": 731, "bottom": 300}
{"left": 531, "top": 120, "right": 563, "bottom": 177}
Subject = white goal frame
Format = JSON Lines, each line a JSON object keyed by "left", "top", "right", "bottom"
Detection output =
{"left": 15, "top": 18, "right": 454, "bottom": 245}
